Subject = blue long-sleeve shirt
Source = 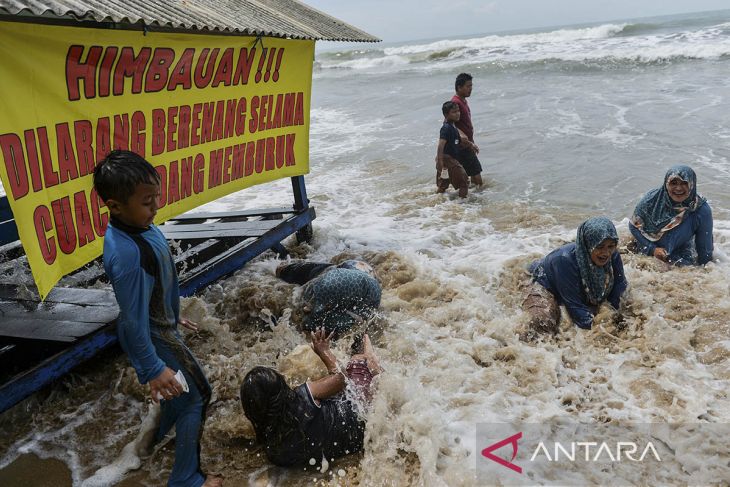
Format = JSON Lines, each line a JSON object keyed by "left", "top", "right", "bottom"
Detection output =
{"left": 103, "top": 219, "right": 180, "bottom": 384}
{"left": 629, "top": 202, "right": 713, "bottom": 265}
{"left": 532, "top": 243, "right": 627, "bottom": 329}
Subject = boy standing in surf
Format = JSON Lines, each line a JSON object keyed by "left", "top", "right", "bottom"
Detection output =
{"left": 93, "top": 150, "right": 222, "bottom": 487}
{"left": 437, "top": 101, "right": 470, "bottom": 198}
{"left": 451, "top": 73, "right": 484, "bottom": 187}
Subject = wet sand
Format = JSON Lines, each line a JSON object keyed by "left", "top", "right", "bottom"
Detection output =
{"left": 0, "top": 454, "right": 72, "bottom": 487}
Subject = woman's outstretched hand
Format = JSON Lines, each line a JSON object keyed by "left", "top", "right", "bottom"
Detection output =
{"left": 310, "top": 327, "right": 335, "bottom": 357}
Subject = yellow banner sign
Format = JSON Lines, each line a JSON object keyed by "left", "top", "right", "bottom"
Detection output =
{"left": 0, "top": 22, "right": 313, "bottom": 299}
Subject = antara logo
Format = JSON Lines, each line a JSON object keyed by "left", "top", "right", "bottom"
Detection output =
{"left": 481, "top": 432, "right": 523, "bottom": 474}
{"left": 481, "top": 432, "right": 662, "bottom": 474}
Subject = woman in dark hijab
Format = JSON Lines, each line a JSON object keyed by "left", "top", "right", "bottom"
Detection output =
{"left": 629, "top": 165, "right": 713, "bottom": 266}
{"left": 523, "top": 217, "right": 628, "bottom": 332}
{"left": 276, "top": 259, "right": 381, "bottom": 336}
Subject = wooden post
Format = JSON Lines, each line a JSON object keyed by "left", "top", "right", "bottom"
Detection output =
{"left": 291, "top": 175, "right": 309, "bottom": 211}
{"left": 291, "top": 176, "right": 313, "bottom": 242}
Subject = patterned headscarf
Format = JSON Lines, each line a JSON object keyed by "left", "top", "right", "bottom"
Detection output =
{"left": 575, "top": 217, "right": 618, "bottom": 305}
{"left": 631, "top": 165, "right": 706, "bottom": 241}
{"left": 338, "top": 259, "right": 376, "bottom": 278}
{"left": 301, "top": 267, "right": 381, "bottom": 335}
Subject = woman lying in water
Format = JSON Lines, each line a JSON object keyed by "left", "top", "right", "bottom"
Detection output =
{"left": 522, "top": 217, "right": 628, "bottom": 333}
{"left": 276, "top": 259, "right": 382, "bottom": 336}
{"left": 628, "top": 165, "right": 713, "bottom": 266}
{"left": 240, "top": 328, "right": 381, "bottom": 468}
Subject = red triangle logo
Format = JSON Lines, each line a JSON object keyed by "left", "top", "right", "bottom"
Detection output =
{"left": 481, "top": 432, "right": 523, "bottom": 474}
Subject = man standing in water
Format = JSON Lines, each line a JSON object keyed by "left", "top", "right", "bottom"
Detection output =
{"left": 451, "top": 73, "right": 484, "bottom": 187}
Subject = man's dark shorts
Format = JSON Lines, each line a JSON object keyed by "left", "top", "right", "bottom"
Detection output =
{"left": 457, "top": 150, "right": 482, "bottom": 177}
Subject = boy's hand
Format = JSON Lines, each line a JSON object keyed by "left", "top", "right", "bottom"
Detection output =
{"left": 471, "top": 142, "right": 480, "bottom": 154}
{"left": 179, "top": 318, "right": 199, "bottom": 332}
{"left": 149, "top": 367, "right": 183, "bottom": 403}
{"left": 310, "top": 327, "right": 335, "bottom": 357}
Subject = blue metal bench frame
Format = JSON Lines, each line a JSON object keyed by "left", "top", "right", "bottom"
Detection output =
{"left": 0, "top": 175, "right": 314, "bottom": 413}
{"left": 0, "top": 196, "right": 19, "bottom": 246}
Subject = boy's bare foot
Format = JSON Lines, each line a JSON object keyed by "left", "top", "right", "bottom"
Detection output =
{"left": 203, "top": 475, "right": 223, "bottom": 487}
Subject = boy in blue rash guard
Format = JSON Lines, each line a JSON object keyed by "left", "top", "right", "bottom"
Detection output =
{"left": 629, "top": 165, "right": 713, "bottom": 266}
{"left": 523, "top": 217, "right": 628, "bottom": 332}
{"left": 93, "top": 150, "right": 222, "bottom": 487}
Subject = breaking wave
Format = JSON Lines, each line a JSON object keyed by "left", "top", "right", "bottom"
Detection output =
{"left": 315, "top": 19, "right": 730, "bottom": 75}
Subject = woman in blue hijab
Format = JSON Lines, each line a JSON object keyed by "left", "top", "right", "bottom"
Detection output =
{"left": 523, "top": 217, "right": 628, "bottom": 332}
{"left": 629, "top": 165, "right": 713, "bottom": 266}
{"left": 276, "top": 259, "right": 381, "bottom": 336}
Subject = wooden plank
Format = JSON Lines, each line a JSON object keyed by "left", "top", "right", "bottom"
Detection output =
{"left": 0, "top": 300, "right": 119, "bottom": 324}
{"left": 0, "top": 318, "right": 105, "bottom": 342}
{"left": 44, "top": 287, "right": 116, "bottom": 305}
{"left": 58, "top": 261, "right": 107, "bottom": 288}
{"left": 0, "top": 240, "right": 24, "bottom": 263}
{"left": 0, "top": 284, "right": 116, "bottom": 306}
{"left": 171, "top": 214, "right": 267, "bottom": 226}
{"left": 171, "top": 207, "right": 294, "bottom": 221}
{"left": 160, "top": 224, "right": 280, "bottom": 240}
{"left": 161, "top": 228, "right": 271, "bottom": 240}
{"left": 0, "top": 255, "right": 24, "bottom": 277}
{"left": 160, "top": 219, "right": 281, "bottom": 234}
{"left": 0, "top": 283, "right": 35, "bottom": 301}
{"left": 46, "top": 287, "right": 117, "bottom": 306}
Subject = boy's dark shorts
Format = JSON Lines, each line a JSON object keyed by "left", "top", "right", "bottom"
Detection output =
{"left": 457, "top": 150, "right": 482, "bottom": 177}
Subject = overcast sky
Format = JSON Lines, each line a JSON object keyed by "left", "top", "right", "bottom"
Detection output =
{"left": 303, "top": 0, "right": 730, "bottom": 43}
